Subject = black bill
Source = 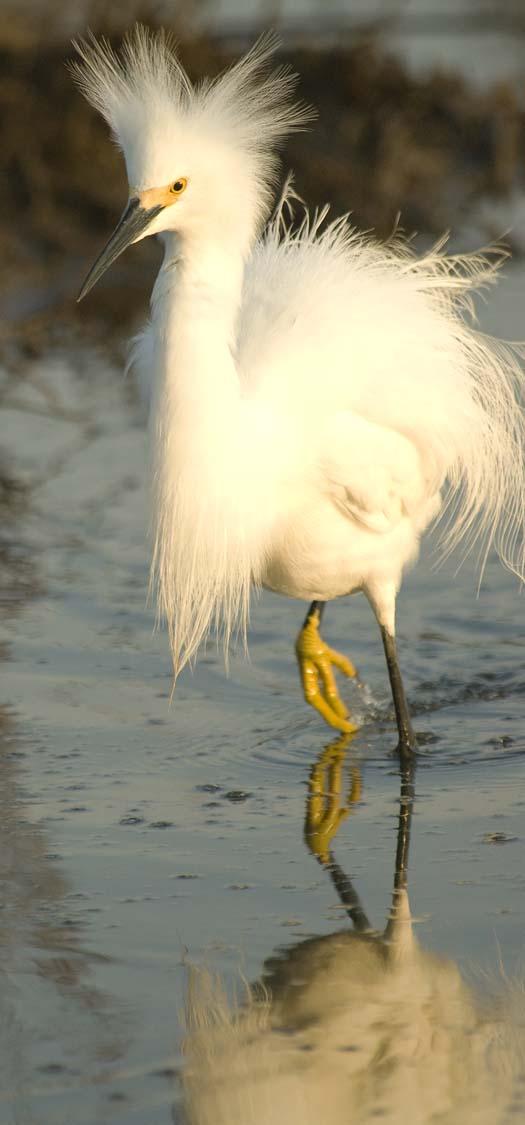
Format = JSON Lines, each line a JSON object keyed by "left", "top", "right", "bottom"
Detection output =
{"left": 77, "top": 197, "right": 164, "bottom": 302}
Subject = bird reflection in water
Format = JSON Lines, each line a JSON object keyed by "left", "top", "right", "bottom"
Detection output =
{"left": 181, "top": 740, "right": 525, "bottom": 1125}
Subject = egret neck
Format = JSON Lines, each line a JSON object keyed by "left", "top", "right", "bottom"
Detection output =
{"left": 153, "top": 231, "right": 245, "bottom": 405}
{"left": 148, "top": 230, "right": 270, "bottom": 674}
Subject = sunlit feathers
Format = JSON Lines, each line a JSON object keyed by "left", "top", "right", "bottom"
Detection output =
{"left": 70, "top": 27, "right": 313, "bottom": 207}
{"left": 73, "top": 30, "right": 525, "bottom": 685}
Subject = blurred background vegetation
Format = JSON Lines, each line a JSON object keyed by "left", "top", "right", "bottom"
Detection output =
{"left": 2, "top": 0, "right": 525, "bottom": 352}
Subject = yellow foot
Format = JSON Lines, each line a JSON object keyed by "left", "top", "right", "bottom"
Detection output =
{"left": 305, "top": 735, "right": 361, "bottom": 863}
{"left": 295, "top": 608, "right": 358, "bottom": 734}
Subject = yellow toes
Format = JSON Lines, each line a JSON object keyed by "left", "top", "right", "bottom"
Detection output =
{"left": 301, "top": 667, "right": 357, "bottom": 733}
{"left": 326, "top": 646, "right": 357, "bottom": 680}
{"left": 315, "top": 654, "right": 352, "bottom": 723}
{"left": 296, "top": 614, "right": 359, "bottom": 734}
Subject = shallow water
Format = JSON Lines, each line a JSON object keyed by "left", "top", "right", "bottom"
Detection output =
{"left": 1, "top": 269, "right": 525, "bottom": 1123}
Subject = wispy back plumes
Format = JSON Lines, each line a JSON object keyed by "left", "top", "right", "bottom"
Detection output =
{"left": 144, "top": 191, "right": 525, "bottom": 676}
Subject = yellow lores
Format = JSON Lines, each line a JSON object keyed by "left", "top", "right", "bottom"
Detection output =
{"left": 138, "top": 177, "right": 188, "bottom": 210}
{"left": 295, "top": 604, "right": 358, "bottom": 733}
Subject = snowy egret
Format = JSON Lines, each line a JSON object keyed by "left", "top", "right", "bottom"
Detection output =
{"left": 73, "top": 28, "right": 525, "bottom": 753}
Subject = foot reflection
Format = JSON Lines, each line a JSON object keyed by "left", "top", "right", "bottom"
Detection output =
{"left": 182, "top": 739, "right": 524, "bottom": 1125}
{"left": 304, "top": 733, "right": 371, "bottom": 931}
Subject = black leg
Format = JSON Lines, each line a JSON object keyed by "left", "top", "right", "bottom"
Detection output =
{"left": 380, "top": 626, "right": 417, "bottom": 756}
{"left": 302, "top": 599, "right": 325, "bottom": 629}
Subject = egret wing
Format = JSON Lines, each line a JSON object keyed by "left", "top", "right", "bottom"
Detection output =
{"left": 321, "top": 412, "right": 429, "bottom": 534}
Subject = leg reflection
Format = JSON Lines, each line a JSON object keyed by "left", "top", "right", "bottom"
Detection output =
{"left": 304, "top": 734, "right": 371, "bottom": 933}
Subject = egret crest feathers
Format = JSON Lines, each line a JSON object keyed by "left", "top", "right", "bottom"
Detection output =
{"left": 70, "top": 28, "right": 313, "bottom": 195}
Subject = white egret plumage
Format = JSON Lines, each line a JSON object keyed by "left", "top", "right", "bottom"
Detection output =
{"left": 73, "top": 28, "right": 525, "bottom": 753}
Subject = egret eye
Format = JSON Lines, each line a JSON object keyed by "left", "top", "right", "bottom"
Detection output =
{"left": 170, "top": 178, "right": 187, "bottom": 195}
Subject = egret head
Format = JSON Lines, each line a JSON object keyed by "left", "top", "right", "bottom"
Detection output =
{"left": 72, "top": 27, "right": 312, "bottom": 299}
